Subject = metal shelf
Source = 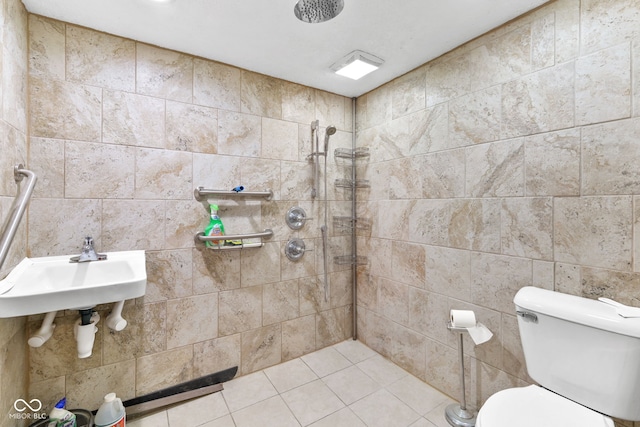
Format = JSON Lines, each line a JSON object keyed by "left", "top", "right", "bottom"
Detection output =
{"left": 334, "top": 255, "right": 368, "bottom": 266}
{"left": 334, "top": 147, "right": 370, "bottom": 159}
{"left": 195, "top": 229, "right": 273, "bottom": 250}
{"left": 333, "top": 216, "right": 371, "bottom": 231}
{"left": 335, "top": 179, "right": 370, "bottom": 188}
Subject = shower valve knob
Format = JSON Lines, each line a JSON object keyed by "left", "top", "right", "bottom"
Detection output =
{"left": 285, "top": 238, "right": 312, "bottom": 261}
{"left": 286, "top": 207, "right": 313, "bottom": 230}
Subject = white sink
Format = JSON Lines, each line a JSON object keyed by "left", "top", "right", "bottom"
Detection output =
{"left": 0, "top": 250, "right": 146, "bottom": 317}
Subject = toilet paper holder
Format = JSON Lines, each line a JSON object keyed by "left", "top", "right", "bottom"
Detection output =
{"left": 445, "top": 321, "right": 477, "bottom": 427}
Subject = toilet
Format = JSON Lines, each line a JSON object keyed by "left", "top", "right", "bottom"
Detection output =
{"left": 476, "top": 286, "right": 640, "bottom": 427}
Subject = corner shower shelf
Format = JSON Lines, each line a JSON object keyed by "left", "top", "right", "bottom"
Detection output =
{"left": 195, "top": 229, "right": 273, "bottom": 250}
{"left": 334, "top": 255, "right": 369, "bottom": 266}
{"left": 335, "top": 179, "right": 370, "bottom": 189}
{"left": 333, "top": 216, "right": 371, "bottom": 232}
{"left": 334, "top": 147, "right": 370, "bottom": 159}
{"left": 194, "top": 187, "right": 273, "bottom": 201}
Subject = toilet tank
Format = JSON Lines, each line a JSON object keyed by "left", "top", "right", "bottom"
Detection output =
{"left": 514, "top": 287, "right": 640, "bottom": 421}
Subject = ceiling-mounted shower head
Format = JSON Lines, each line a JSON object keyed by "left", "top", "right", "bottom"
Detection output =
{"left": 324, "top": 125, "right": 337, "bottom": 152}
{"left": 294, "top": 0, "right": 344, "bottom": 24}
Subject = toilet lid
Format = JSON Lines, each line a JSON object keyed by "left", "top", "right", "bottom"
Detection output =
{"left": 476, "top": 385, "right": 613, "bottom": 427}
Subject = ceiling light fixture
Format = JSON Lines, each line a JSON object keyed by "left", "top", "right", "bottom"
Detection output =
{"left": 330, "top": 50, "right": 384, "bottom": 80}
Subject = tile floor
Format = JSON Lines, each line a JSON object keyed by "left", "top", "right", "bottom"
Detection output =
{"left": 127, "top": 340, "right": 456, "bottom": 427}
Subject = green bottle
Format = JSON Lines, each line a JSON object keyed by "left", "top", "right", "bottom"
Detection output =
{"left": 204, "top": 204, "right": 225, "bottom": 247}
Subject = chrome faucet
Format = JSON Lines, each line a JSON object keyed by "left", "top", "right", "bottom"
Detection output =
{"left": 70, "top": 236, "right": 107, "bottom": 263}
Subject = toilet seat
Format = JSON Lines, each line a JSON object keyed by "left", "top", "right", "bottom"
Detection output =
{"left": 476, "top": 385, "right": 614, "bottom": 427}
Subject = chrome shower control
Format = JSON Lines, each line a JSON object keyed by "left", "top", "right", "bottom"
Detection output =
{"left": 285, "top": 238, "right": 312, "bottom": 261}
{"left": 285, "top": 207, "right": 313, "bottom": 230}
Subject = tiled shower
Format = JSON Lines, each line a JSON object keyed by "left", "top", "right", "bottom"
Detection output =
{"left": 2, "top": 0, "right": 640, "bottom": 425}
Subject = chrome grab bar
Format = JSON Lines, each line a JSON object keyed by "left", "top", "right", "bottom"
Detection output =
{"left": 194, "top": 187, "right": 273, "bottom": 201}
{"left": 196, "top": 229, "right": 273, "bottom": 242}
{"left": 0, "top": 165, "right": 37, "bottom": 272}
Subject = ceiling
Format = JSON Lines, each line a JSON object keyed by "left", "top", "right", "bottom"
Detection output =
{"left": 21, "top": 0, "right": 549, "bottom": 98}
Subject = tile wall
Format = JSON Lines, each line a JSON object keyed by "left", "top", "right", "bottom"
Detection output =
{"left": 356, "top": 0, "right": 640, "bottom": 422}
{"left": 0, "top": 0, "right": 29, "bottom": 425}
{"left": 355, "top": 0, "right": 640, "bottom": 424}
{"left": 26, "top": 16, "right": 354, "bottom": 411}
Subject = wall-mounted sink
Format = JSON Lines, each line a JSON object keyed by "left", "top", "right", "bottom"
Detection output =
{"left": 0, "top": 250, "right": 146, "bottom": 317}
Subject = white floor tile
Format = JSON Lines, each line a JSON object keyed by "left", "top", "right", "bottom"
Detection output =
{"left": 128, "top": 410, "right": 169, "bottom": 427}
{"left": 301, "top": 347, "right": 352, "bottom": 378}
{"left": 232, "top": 395, "right": 301, "bottom": 427}
{"left": 410, "top": 417, "right": 439, "bottom": 427}
{"left": 198, "top": 414, "right": 236, "bottom": 427}
{"left": 281, "top": 379, "right": 346, "bottom": 426}
{"left": 264, "top": 358, "right": 318, "bottom": 393}
{"left": 222, "top": 371, "right": 278, "bottom": 412}
{"left": 387, "top": 374, "right": 450, "bottom": 415}
{"left": 322, "top": 365, "right": 380, "bottom": 405}
{"left": 332, "top": 339, "right": 378, "bottom": 364}
{"left": 167, "top": 392, "right": 229, "bottom": 426}
{"left": 424, "top": 399, "right": 458, "bottom": 427}
{"left": 350, "top": 389, "right": 421, "bottom": 427}
{"left": 356, "top": 354, "right": 409, "bottom": 386}
{"left": 308, "top": 407, "right": 367, "bottom": 427}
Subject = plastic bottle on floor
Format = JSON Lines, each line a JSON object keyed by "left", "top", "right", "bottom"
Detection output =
{"left": 94, "top": 393, "right": 125, "bottom": 427}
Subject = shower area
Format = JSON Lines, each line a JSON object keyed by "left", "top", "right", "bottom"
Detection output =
{"left": 285, "top": 107, "right": 368, "bottom": 341}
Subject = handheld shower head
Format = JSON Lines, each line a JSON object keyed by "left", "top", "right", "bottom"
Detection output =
{"left": 324, "top": 125, "right": 336, "bottom": 153}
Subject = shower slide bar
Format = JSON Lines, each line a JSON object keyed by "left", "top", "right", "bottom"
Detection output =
{"left": 0, "top": 164, "right": 37, "bottom": 272}
{"left": 195, "top": 229, "right": 273, "bottom": 250}
{"left": 194, "top": 187, "right": 273, "bottom": 201}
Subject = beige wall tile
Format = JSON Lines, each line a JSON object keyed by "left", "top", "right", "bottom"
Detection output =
{"left": 136, "top": 43, "right": 193, "bottom": 102}
{"left": 580, "top": 267, "right": 640, "bottom": 305}
{"left": 419, "top": 149, "right": 466, "bottom": 199}
{"left": 65, "top": 140, "right": 135, "bottom": 198}
{"left": 634, "top": 41, "right": 640, "bottom": 117}
{"left": 3, "top": 46, "right": 28, "bottom": 132}
{"left": 145, "top": 249, "right": 193, "bottom": 302}
{"left": 66, "top": 360, "right": 136, "bottom": 409}
{"left": 0, "top": 123, "right": 18, "bottom": 196}
{"left": 425, "top": 246, "right": 471, "bottom": 301}
{"left": 282, "top": 82, "right": 315, "bottom": 124}
{"left": 465, "top": 139, "right": 524, "bottom": 197}
{"left": 282, "top": 315, "right": 316, "bottom": 360}
{"left": 102, "top": 200, "right": 165, "bottom": 251}
{"left": 392, "top": 68, "right": 426, "bottom": 120}
{"left": 408, "top": 288, "right": 448, "bottom": 343}
{"left": 28, "top": 198, "right": 102, "bottom": 257}
{"left": 241, "top": 71, "right": 281, "bottom": 118}
{"left": 501, "top": 197, "right": 553, "bottom": 260}
{"left": 29, "top": 376, "right": 65, "bottom": 415}
{"left": 378, "top": 278, "right": 409, "bottom": 326}
{"left": 193, "top": 334, "right": 241, "bottom": 378}
{"left": 263, "top": 280, "right": 299, "bottom": 326}
{"left": 135, "top": 148, "right": 193, "bottom": 200}
{"left": 193, "top": 153, "right": 241, "bottom": 191}
{"left": 316, "top": 307, "right": 348, "bottom": 348}
{"left": 240, "top": 157, "right": 281, "bottom": 201}
{"left": 575, "top": 42, "right": 631, "bottom": 125}
{"left": 554, "top": 262, "right": 582, "bottom": 295}
{"left": 218, "top": 110, "right": 261, "bottom": 157}
{"left": 66, "top": 25, "right": 135, "bottom": 92}
{"left": 581, "top": 0, "right": 640, "bottom": 54}
{"left": 167, "top": 294, "right": 218, "bottom": 348}
{"left": 532, "top": 260, "right": 554, "bottom": 290}
{"left": 30, "top": 77, "right": 101, "bottom": 141}
{"left": 192, "top": 247, "right": 241, "bottom": 294}
{"left": 524, "top": 129, "right": 580, "bottom": 196}
{"left": 471, "top": 252, "right": 532, "bottom": 313}
{"left": 240, "top": 241, "right": 280, "bottom": 286}
{"left": 262, "top": 117, "right": 298, "bottom": 160}
{"left": 555, "top": 0, "right": 580, "bottom": 63}
{"left": 102, "top": 301, "right": 166, "bottom": 364}
{"left": 219, "top": 286, "right": 262, "bottom": 336}
{"left": 501, "top": 63, "right": 574, "bottom": 138}
{"left": 391, "top": 241, "right": 425, "bottom": 288}
{"left": 449, "top": 86, "right": 501, "bottom": 147}
{"left": 193, "top": 58, "right": 241, "bottom": 112}
{"left": 241, "top": 324, "right": 281, "bottom": 374}
{"left": 136, "top": 346, "right": 193, "bottom": 396}
{"left": 316, "top": 90, "right": 347, "bottom": 131}
{"left": 531, "top": 13, "right": 555, "bottom": 71}
{"left": 28, "top": 15, "right": 65, "bottom": 80}
{"left": 166, "top": 100, "right": 218, "bottom": 153}
{"left": 582, "top": 118, "right": 640, "bottom": 195}
{"left": 165, "top": 200, "right": 202, "bottom": 249}
{"left": 300, "top": 276, "right": 331, "bottom": 316}
{"left": 554, "top": 196, "right": 633, "bottom": 271}
{"left": 103, "top": 90, "right": 165, "bottom": 148}
{"left": 28, "top": 137, "right": 64, "bottom": 198}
